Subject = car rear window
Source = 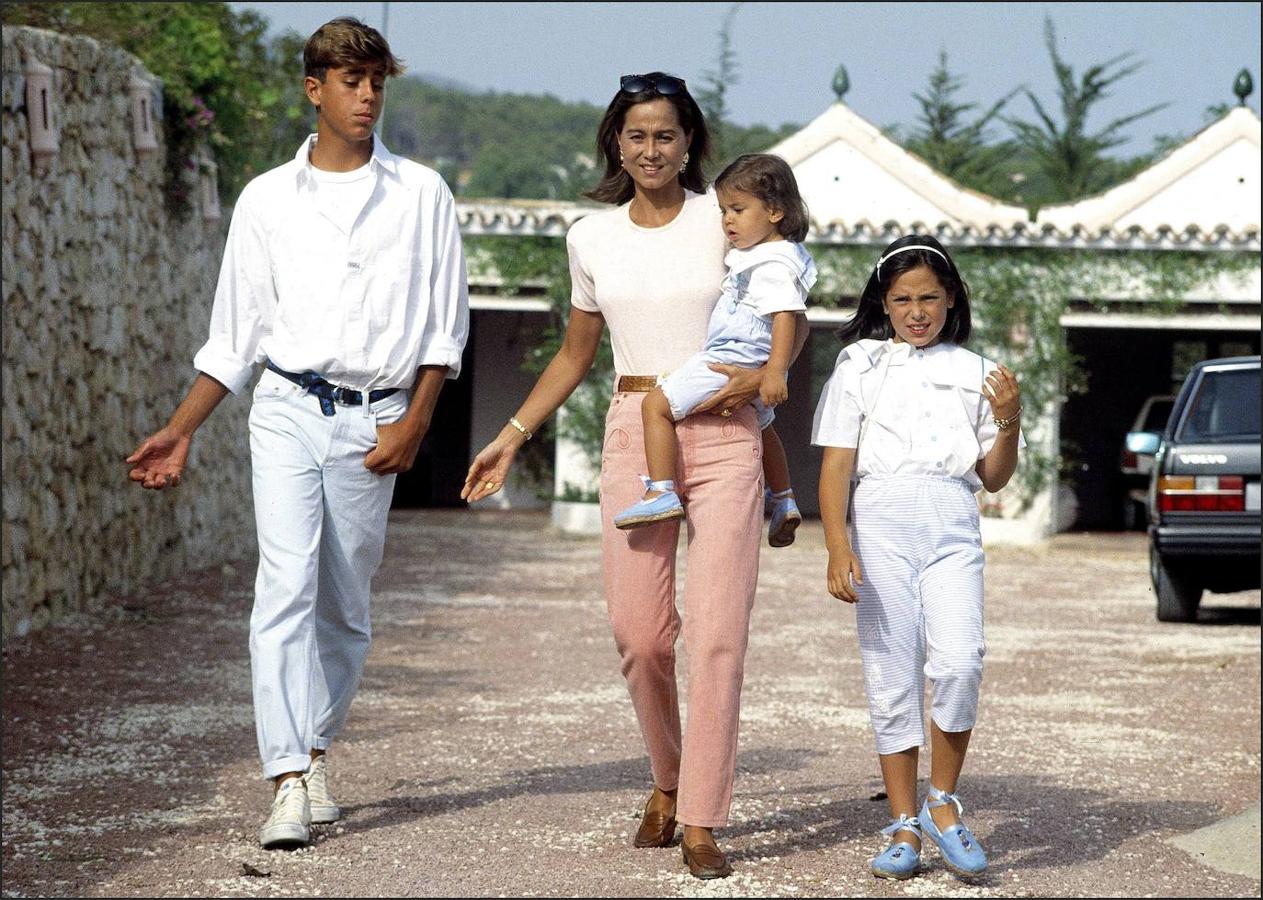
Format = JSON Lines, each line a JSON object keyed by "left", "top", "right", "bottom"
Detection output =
{"left": 1177, "top": 368, "right": 1261, "bottom": 441}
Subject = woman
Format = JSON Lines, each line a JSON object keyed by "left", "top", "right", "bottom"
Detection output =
{"left": 461, "top": 72, "right": 779, "bottom": 880}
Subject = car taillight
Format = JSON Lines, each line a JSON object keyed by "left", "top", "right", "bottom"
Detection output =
{"left": 1122, "top": 450, "right": 1138, "bottom": 469}
{"left": 1157, "top": 475, "right": 1246, "bottom": 512}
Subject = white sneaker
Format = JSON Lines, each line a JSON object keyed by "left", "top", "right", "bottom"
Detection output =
{"left": 259, "top": 776, "right": 310, "bottom": 848}
{"left": 303, "top": 754, "right": 342, "bottom": 824}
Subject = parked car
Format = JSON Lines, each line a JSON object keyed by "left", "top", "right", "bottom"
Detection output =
{"left": 1130, "top": 356, "right": 1260, "bottom": 622}
{"left": 1121, "top": 394, "right": 1176, "bottom": 530}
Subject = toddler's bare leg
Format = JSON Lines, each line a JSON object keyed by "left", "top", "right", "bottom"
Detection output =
{"left": 761, "top": 424, "right": 791, "bottom": 494}
{"left": 641, "top": 389, "right": 679, "bottom": 495}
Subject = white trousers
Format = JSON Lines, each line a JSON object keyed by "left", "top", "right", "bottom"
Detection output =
{"left": 247, "top": 369, "right": 406, "bottom": 778}
{"left": 851, "top": 475, "right": 986, "bottom": 755}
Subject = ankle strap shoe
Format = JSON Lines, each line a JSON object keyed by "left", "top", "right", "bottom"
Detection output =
{"left": 920, "top": 786, "right": 987, "bottom": 879}
{"left": 870, "top": 814, "right": 921, "bottom": 880}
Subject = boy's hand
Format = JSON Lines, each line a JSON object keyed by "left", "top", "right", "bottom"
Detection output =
{"left": 827, "top": 546, "right": 863, "bottom": 603}
{"left": 982, "top": 364, "right": 1021, "bottom": 420}
{"left": 760, "top": 371, "right": 788, "bottom": 408}
{"left": 366, "top": 420, "right": 425, "bottom": 475}
{"left": 126, "top": 427, "right": 191, "bottom": 490}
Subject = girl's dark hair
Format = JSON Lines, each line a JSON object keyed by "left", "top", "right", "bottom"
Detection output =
{"left": 836, "top": 234, "right": 972, "bottom": 346}
{"left": 585, "top": 72, "right": 711, "bottom": 205}
{"left": 714, "top": 153, "right": 810, "bottom": 242}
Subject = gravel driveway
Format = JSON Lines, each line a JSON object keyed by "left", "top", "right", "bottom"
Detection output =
{"left": 3, "top": 510, "right": 1259, "bottom": 897}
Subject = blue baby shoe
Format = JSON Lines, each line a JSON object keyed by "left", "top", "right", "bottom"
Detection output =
{"left": 870, "top": 814, "right": 922, "bottom": 880}
{"left": 614, "top": 479, "right": 684, "bottom": 530}
{"left": 767, "top": 489, "right": 802, "bottom": 547}
{"left": 920, "top": 786, "right": 987, "bottom": 879}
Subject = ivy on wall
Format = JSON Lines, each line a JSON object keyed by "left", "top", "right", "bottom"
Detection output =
{"left": 470, "top": 233, "right": 1258, "bottom": 509}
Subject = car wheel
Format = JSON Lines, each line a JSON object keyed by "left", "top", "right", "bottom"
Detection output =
{"left": 1122, "top": 499, "right": 1140, "bottom": 532}
{"left": 1151, "top": 546, "right": 1202, "bottom": 622}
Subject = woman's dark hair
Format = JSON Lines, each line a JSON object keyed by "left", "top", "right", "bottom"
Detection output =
{"left": 836, "top": 234, "right": 972, "bottom": 346}
{"left": 585, "top": 72, "right": 711, "bottom": 205}
{"left": 714, "top": 153, "right": 810, "bottom": 242}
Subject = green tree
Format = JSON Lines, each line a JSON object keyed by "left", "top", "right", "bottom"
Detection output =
{"left": 695, "top": 2, "right": 742, "bottom": 166}
{"left": 2, "top": 2, "right": 310, "bottom": 211}
{"left": 903, "top": 51, "right": 1019, "bottom": 198}
{"left": 1005, "top": 17, "right": 1167, "bottom": 204}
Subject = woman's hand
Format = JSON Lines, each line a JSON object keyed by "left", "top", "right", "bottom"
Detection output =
{"left": 827, "top": 546, "right": 863, "bottom": 603}
{"left": 694, "top": 363, "right": 764, "bottom": 416}
{"left": 461, "top": 435, "right": 520, "bottom": 502}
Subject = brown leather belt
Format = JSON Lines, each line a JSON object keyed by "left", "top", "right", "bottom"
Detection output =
{"left": 616, "top": 375, "right": 659, "bottom": 393}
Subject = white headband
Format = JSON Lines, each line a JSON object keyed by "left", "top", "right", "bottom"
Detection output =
{"left": 875, "top": 244, "right": 949, "bottom": 278}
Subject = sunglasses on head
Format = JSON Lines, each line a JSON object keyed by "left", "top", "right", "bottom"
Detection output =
{"left": 619, "top": 73, "right": 686, "bottom": 96}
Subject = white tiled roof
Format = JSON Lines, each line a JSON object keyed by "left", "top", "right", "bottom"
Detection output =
{"left": 454, "top": 107, "right": 1261, "bottom": 252}
{"left": 1036, "top": 107, "right": 1260, "bottom": 241}
{"left": 764, "top": 101, "right": 1030, "bottom": 233}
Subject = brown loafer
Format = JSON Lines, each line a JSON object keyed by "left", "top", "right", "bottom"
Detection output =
{"left": 633, "top": 804, "right": 677, "bottom": 848}
{"left": 681, "top": 838, "right": 733, "bottom": 879}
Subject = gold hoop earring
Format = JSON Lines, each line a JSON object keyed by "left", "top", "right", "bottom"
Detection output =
{"left": 679, "top": 152, "right": 690, "bottom": 173}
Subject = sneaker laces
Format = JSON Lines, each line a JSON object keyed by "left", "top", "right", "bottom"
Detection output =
{"left": 269, "top": 777, "right": 306, "bottom": 822}
{"left": 304, "top": 757, "right": 332, "bottom": 804}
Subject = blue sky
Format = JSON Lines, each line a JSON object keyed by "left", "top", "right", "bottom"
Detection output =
{"left": 233, "top": 2, "right": 1261, "bottom": 157}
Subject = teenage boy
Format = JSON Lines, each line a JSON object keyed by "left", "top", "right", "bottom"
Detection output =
{"left": 125, "top": 17, "right": 469, "bottom": 848}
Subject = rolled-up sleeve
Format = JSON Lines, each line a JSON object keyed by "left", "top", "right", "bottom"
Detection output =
{"left": 192, "top": 189, "right": 273, "bottom": 395}
{"left": 811, "top": 353, "right": 862, "bottom": 448}
{"left": 418, "top": 179, "right": 470, "bottom": 380}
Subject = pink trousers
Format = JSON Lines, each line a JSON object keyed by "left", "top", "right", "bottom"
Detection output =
{"left": 599, "top": 391, "right": 763, "bottom": 827}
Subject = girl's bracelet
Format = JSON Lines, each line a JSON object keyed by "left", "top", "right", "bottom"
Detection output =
{"left": 993, "top": 406, "right": 1022, "bottom": 430}
{"left": 508, "top": 416, "right": 533, "bottom": 441}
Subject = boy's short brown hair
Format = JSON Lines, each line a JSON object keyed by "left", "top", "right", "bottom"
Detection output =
{"left": 304, "top": 17, "right": 405, "bottom": 81}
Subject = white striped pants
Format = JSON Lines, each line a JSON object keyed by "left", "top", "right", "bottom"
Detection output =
{"left": 851, "top": 475, "right": 986, "bottom": 755}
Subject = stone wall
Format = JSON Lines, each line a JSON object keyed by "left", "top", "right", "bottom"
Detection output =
{"left": 2, "top": 26, "right": 254, "bottom": 638}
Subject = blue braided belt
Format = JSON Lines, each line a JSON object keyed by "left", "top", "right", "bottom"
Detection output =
{"left": 265, "top": 360, "right": 399, "bottom": 417}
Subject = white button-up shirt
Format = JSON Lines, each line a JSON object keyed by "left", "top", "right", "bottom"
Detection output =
{"left": 193, "top": 135, "right": 469, "bottom": 394}
{"left": 811, "top": 339, "right": 1025, "bottom": 492}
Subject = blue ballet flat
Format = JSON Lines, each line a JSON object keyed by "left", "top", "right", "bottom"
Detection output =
{"left": 614, "top": 479, "right": 684, "bottom": 530}
{"left": 767, "top": 490, "right": 802, "bottom": 547}
{"left": 870, "top": 814, "right": 922, "bottom": 880}
{"left": 920, "top": 786, "right": 987, "bottom": 879}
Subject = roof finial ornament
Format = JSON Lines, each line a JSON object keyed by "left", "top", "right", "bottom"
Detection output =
{"left": 1233, "top": 68, "right": 1253, "bottom": 106}
{"left": 832, "top": 64, "right": 850, "bottom": 102}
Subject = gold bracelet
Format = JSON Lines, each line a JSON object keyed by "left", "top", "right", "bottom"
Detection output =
{"left": 508, "top": 416, "right": 533, "bottom": 441}
{"left": 993, "top": 406, "right": 1022, "bottom": 430}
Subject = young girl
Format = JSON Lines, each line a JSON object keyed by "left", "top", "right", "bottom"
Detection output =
{"left": 812, "top": 235, "right": 1023, "bottom": 881}
{"left": 614, "top": 153, "right": 814, "bottom": 544}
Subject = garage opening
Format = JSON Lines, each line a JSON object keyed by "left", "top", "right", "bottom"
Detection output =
{"left": 1059, "top": 326, "right": 1260, "bottom": 530}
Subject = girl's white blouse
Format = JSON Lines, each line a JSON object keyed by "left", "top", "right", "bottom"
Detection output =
{"left": 811, "top": 339, "right": 1025, "bottom": 492}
